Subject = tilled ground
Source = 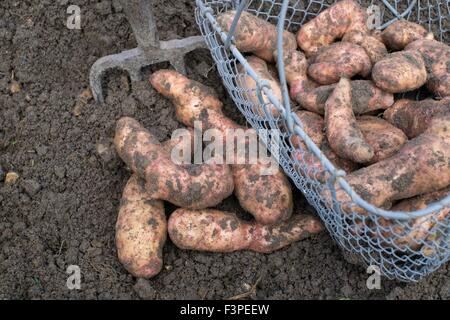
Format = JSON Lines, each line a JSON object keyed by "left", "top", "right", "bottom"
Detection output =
{"left": 0, "top": 0, "right": 448, "bottom": 299}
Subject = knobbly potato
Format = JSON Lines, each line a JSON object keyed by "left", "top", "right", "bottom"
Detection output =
{"left": 308, "top": 42, "right": 372, "bottom": 85}
{"left": 217, "top": 10, "right": 297, "bottom": 62}
{"left": 372, "top": 51, "right": 427, "bottom": 93}
{"left": 297, "top": 0, "right": 368, "bottom": 56}
{"left": 114, "top": 117, "right": 234, "bottom": 209}
{"left": 343, "top": 30, "right": 388, "bottom": 64}
{"left": 357, "top": 116, "right": 408, "bottom": 163}
{"left": 381, "top": 19, "right": 431, "bottom": 50}
{"left": 328, "top": 114, "right": 450, "bottom": 210}
{"left": 240, "top": 56, "right": 284, "bottom": 116}
{"left": 384, "top": 98, "right": 450, "bottom": 138}
{"left": 405, "top": 39, "right": 450, "bottom": 97}
{"left": 150, "top": 70, "right": 293, "bottom": 225}
{"left": 116, "top": 175, "right": 166, "bottom": 278}
{"left": 281, "top": 50, "right": 393, "bottom": 114}
{"left": 325, "top": 78, "right": 374, "bottom": 164}
{"left": 168, "top": 209, "right": 323, "bottom": 253}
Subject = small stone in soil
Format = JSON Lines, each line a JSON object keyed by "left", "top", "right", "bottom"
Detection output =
{"left": 10, "top": 81, "right": 21, "bottom": 94}
{"left": 5, "top": 172, "right": 19, "bottom": 184}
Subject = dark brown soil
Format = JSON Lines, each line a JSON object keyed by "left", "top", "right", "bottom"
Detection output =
{"left": 0, "top": 0, "right": 448, "bottom": 300}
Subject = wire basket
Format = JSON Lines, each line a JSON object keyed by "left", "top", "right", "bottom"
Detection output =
{"left": 195, "top": 0, "right": 450, "bottom": 282}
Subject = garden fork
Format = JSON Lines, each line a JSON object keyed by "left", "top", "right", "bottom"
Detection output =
{"left": 89, "top": 0, "right": 206, "bottom": 103}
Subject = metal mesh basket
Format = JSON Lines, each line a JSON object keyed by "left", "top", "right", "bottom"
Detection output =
{"left": 195, "top": 0, "right": 450, "bottom": 282}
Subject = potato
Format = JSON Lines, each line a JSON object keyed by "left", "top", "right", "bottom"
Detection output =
{"left": 297, "top": 0, "right": 368, "bottom": 57}
{"left": 379, "top": 187, "right": 449, "bottom": 252}
{"left": 357, "top": 116, "right": 408, "bottom": 163}
{"left": 308, "top": 42, "right": 372, "bottom": 85}
{"left": 325, "top": 77, "right": 374, "bottom": 164}
{"left": 114, "top": 117, "right": 234, "bottom": 209}
{"left": 116, "top": 175, "right": 166, "bottom": 278}
{"left": 381, "top": 19, "right": 431, "bottom": 50}
{"left": 281, "top": 50, "right": 393, "bottom": 115}
{"left": 328, "top": 114, "right": 450, "bottom": 210}
{"left": 342, "top": 30, "right": 388, "bottom": 64}
{"left": 293, "top": 111, "right": 358, "bottom": 181}
{"left": 240, "top": 56, "right": 284, "bottom": 116}
{"left": 384, "top": 98, "right": 450, "bottom": 138}
{"left": 216, "top": 10, "right": 297, "bottom": 62}
{"left": 372, "top": 51, "right": 427, "bottom": 93}
{"left": 150, "top": 70, "right": 293, "bottom": 225}
{"left": 291, "top": 111, "right": 325, "bottom": 148}
{"left": 168, "top": 209, "right": 323, "bottom": 253}
{"left": 405, "top": 39, "right": 450, "bottom": 97}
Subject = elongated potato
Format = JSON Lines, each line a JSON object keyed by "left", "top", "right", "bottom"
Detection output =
{"left": 379, "top": 187, "right": 450, "bottom": 252}
{"left": 405, "top": 39, "right": 450, "bottom": 97}
{"left": 297, "top": 0, "right": 368, "bottom": 56}
{"left": 372, "top": 51, "right": 427, "bottom": 93}
{"left": 381, "top": 19, "right": 430, "bottom": 50}
{"left": 329, "top": 114, "right": 450, "bottom": 210}
{"left": 325, "top": 77, "right": 374, "bottom": 164}
{"left": 342, "top": 30, "right": 388, "bottom": 64}
{"left": 168, "top": 209, "right": 323, "bottom": 253}
{"left": 241, "top": 56, "right": 283, "bottom": 116}
{"left": 282, "top": 50, "right": 393, "bottom": 114}
{"left": 116, "top": 175, "right": 166, "bottom": 278}
{"left": 114, "top": 117, "right": 234, "bottom": 209}
{"left": 308, "top": 42, "right": 372, "bottom": 85}
{"left": 217, "top": 10, "right": 297, "bottom": 62}
{"left": 383, "top": 98, "right": 450, "bottom": 138}
{"left": 357, "top": 116, "right": 408, "bottom": 163}
{"left": 150, "top": 70, "right": 293, "bottom": 225}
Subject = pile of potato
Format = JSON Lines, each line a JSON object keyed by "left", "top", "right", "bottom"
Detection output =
{"left": 113, "top": 1, "right": 450, "bottom": 278}
{"left": 113, "top": 71, "right": 324, "bottom": 279}
{"left": 217, "top": 0, "right": 449, "bottom": 252}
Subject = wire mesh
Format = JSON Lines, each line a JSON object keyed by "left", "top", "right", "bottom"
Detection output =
{"left": 195, "top": 0, "right": 450, "bottom": 282}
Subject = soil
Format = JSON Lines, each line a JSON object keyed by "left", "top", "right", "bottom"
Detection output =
{"left": 0, "top": 0, "right": 448, "bottom": 300}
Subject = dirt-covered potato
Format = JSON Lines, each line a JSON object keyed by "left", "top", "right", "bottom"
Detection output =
{"left": 381, "top": 19, "right": 431, "bottom": 50}
{"left": 114, "top": 117, "right": 234, "bottom": 209}
{"left": 405, "top": 39, "right": 450, "bottom": 97}
{"left": 297, "top": 0, "right": 368, "bottom": 57}
{"left": 357, "top": 116, "right": 408, "bottom": 163}
{"left": 384, "top": 98, "right": 450, "bottom": 138}
{"left": 116, "top": 175, "right": 166, "bottom": 278}
{"left": 241, "top": 56, "right": 283, "bottom": 116}
{"left": 372, "top": 51, "right": 427, "bottom": 93}
{"left": 282, "top": 50, "right": 393, "bottom": 115}
{"left": 216, "top": 10, "right": 297, "bottom": 62}
{"left": 168, "top": 209, "right": 323, "bottom": 253}
{"left": 308, "top": 42, "right": 372, "bottom": 85}
{"left": 342, "top": 30, "right": 388, "bottom": 64}
{"left": 328, "top": 114, "right": 450, "bottom": 210}
{"left": 150, "top": 70, "right": 293, "bottom": 225}
{"left": 325, "top": 78, "right": 374, "bottom": 164}
{"left": 379, "top": 187, "right": 449, "bottom": 252}
{"left": 293, "top": 111, "right": 358, "bottom": 181}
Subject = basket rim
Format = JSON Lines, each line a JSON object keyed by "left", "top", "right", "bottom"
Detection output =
{"left": 195, "top": 0, "right": 450, "bottom": 221}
